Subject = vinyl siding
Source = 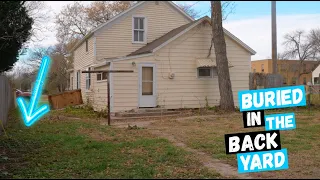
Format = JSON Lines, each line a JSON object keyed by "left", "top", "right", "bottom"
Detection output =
{"left": 313, "top": 65, "right": 320, "bottom": 84}
{"left": 92, "top": 65, "right": 110, "bottom": 111}
{"left": 111, "top": 21, "right": 251, "bottom": 112}
{"left": 95, "top": 1, "right": 191, "bottom": 61}
{"left": 73, "top": 36, "right": 95, "bottom": 104}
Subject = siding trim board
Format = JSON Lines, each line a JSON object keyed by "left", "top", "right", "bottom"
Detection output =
{"left": 110, "top": 62, "right": 114, "bottom": 112}
{"left": 94, "top": 53, "right": 154, "bottom": 68}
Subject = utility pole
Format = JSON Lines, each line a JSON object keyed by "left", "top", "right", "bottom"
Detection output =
{"left": 272, "top": 1, "right": 277, "bottom": 74}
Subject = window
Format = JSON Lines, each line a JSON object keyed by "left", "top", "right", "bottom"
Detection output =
{"left": 97, "top": 72, "right": 108, "bottom": 81}
{"left": 198, "top": 67, "right": 212, "bottom": 78}
{"left": 86, "top": 67, "right": 91, "bottom": 90}
{"left": 314, "top": 77, "right": 319, "bottom": 84}
{"left": 86, "top": 40, "right": 88, "bottom": 52}
{"left": 283, "top": 77, "right": 287, "bottom": 85}
{"left": 261, "top": 64, "right": 264, "bottom": 72}
{"left": 70, "top": 77, "right": 73, "bottom": 90}
{"left": 76, "top": 71, "right": 80, "bottom": 89}
{"left": 133, "top": 17, "right": 146, "bottom": 43}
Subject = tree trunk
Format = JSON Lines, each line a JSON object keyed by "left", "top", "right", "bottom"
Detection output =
{"left": 211, "top": 1, "right": 235, "bottom": 111}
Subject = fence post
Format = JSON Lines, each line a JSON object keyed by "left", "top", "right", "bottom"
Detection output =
{"left": 0, "top": 75, "right": 13, "bottom": 135}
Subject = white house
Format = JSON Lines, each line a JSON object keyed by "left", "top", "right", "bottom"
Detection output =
{"left": 68, "top": 1, "right": 256, "bottom": 113}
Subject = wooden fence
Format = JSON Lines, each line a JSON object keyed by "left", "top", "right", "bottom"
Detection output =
{"left": 0, "top": 75, "right": 14, "bottom": 135}
{"left": 249, "top": 72, "right": 284, "bottom": 90}
{"left": 48, "top": 89, "right": 83, "bottom": 110}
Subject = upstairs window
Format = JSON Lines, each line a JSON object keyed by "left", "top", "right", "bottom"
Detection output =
{"left": 133, "top": 16, "right": 146, "bottom": 43}
{"left": 86, "top": 40, "right": 88, "bottom": 52}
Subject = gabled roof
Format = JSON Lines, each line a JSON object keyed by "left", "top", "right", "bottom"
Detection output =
{"left": 128, "top": 18, "right": 202, "bottom": 56}
{"left": 127, "top": 16, "right": 256, "bottom": 57}
{"left": 70, "top": 1, "right": 194, "bottom": 52}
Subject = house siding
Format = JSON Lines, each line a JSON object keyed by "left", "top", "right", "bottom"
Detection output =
{"left": 313, "top": 65, "right": 320, "bottom": 84}
{"left": 73, "top": 36, "right": 95, "bottom": 104}
{"left": 95, "top": 1, "right": 191, "bottom": 61}
{"left": 92, "top": 65, "right": 110, "bottom": 111}
{"left": 111, "top": 22, "right": 251, "bottom": 112}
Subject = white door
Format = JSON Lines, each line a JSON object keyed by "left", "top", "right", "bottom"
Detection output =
{"left": 139, "top": 63, "right": 157, "bottom": 107}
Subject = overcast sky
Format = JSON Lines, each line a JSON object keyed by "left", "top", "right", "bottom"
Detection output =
{"left": 18, "top": 1, "right": 320, "bottom": 66}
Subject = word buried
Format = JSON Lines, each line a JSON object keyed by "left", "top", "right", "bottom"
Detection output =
{"left": 224, "top": 86, "right": 306, "bottom": 174}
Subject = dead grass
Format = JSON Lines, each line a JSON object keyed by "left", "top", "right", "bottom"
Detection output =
{"left": 147, "top": 108, "right": 320, "bottom": 179}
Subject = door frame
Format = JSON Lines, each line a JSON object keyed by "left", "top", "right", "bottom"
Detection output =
{"left": 138, "top": 63, "right": 157, "bottom": 107}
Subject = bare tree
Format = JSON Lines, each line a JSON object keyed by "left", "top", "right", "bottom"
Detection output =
{"left": 22, "top": 46, "right": 53, "bottom": 68}
{"left": 24, "top": 1, "right": 51, "bottom": 43}
{"left": 281, "top": 30, "right": 320, "bottom": 84}
{"left": 177, "top": 2, "right": 201, "bottom": 19}
{"left": 55, "top": 1, "right": 133, "bottom": 44}
{"left": 211, "top": 1, "right": 235, "bottom": 111}
{"left": 55, "top": 2, "right": 90, "bottom": 43}
{"left": 207, "top": 1, "right": 235, "bottom": 58}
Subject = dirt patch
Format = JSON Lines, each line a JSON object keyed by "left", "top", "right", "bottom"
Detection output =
{"left": 78, "top": 127, "right": 109, "bottom": 141}
{"left": 110, "top": 110, "right": 320, "bottom": 179}
{"left": 150, "top": 129, "right": 252, "bottom": 179}
{"left": 112, "top": 115, "right": 253, "bottom": 179}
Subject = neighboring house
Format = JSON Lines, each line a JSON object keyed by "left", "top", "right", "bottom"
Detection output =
{"left": 312, "top": 64, "right": 320, "bottom": 85}
{"left": 69, "top": 1, "right": 256, "bottom": 113}
{"left": 251, "top": 59, "right": 319, "bottom": 85}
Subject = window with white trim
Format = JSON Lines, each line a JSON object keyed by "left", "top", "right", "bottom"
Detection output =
{"left": 97, "top": 72, "right": 108, "bottom": 81}
{"left": 70, "top": 77, "right": 73, "bottom": 90}
{"left": 85, "top": 40, "right": 88, "bottom": 52}
{"left": 76, "top": 71, "right": 80, "bottom": 89}
{"left": 197, "top": 67, "right": 218, "bottom": 78}
{"left": 133, "top": 17, "right": 146, "bottom": 43}
{"left": 86, "top": 67, "right": 91, "bottom": 90}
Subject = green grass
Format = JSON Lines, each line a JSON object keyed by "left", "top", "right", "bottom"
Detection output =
{"left": 0, "top": 109, "right": 220, "bottom": 179}
{"left": 149, "top": 108, "right": 320, "bottom": 179}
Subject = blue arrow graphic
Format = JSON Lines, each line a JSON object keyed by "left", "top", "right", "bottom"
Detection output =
{"left": 17, "top": 56, "right": 51, "bottom": 127}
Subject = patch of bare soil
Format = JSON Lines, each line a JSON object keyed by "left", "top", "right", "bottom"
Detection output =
{"left": 112, "top": 114, "right": 253, "bottom": 179}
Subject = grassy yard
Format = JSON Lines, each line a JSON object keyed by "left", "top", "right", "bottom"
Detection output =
{"left": 148, "top": 107, "right": 320, "bottom": 179}
{"left": 0, "top": 109, "right": 220, "bottom": 179}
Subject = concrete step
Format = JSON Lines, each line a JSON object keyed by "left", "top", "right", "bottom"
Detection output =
{"left": 109, "top": 113, "right": 181, "bottom": 121}
{"left": 115, "top": 110, "right": 180, "bottom": 117}
{"left": 139, "top": 108, "right": 168, "bottom": 113}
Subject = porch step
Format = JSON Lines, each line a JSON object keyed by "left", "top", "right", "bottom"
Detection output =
{"left": 115, "top": 110, "right": 180, "bottom": 117}
{"left": 109, "top": 113, "right": 181, "bottom": 121}
{"left": 138, "top": 108, "right": 167, "bottom": 113}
